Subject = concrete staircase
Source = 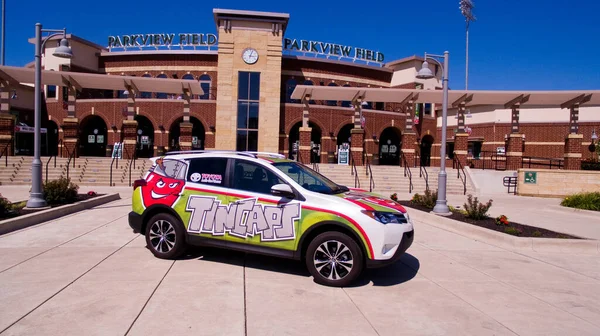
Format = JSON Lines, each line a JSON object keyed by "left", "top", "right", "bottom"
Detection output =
{"left": 314, "top": 163, "right": 473, "bottom": 196}
{"left": 0, "top": 156, "right": 152, "bottom": 187}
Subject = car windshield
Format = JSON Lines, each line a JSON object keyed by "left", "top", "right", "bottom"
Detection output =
{"left": 272, "top": 161, "right": 348, "bottom": 194}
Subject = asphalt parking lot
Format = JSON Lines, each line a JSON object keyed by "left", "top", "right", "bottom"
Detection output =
{"left": 1, "top": 196, "right": 600, "bottom": 335}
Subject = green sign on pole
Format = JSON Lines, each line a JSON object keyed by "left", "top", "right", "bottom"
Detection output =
{"left": 524, "top": 171, "right": 537, "bottom": 184}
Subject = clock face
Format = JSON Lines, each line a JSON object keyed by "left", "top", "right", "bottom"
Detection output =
{"left": 242, "top": 48, "right": 259, "bottom": 64}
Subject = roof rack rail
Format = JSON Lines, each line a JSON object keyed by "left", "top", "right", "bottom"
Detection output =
{"left": 244, "top": 151, "right": 286, "bottom": 159}
{"left": 164, "top": 150, "right": 256, "bottom": 158}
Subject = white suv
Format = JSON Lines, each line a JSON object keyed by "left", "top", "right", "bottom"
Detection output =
{"left": 129, "top": 151, "right": 414, "bottom": 287}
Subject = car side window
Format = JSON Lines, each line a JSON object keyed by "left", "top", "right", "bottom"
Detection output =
{"left": 232, "top": 159, "right": 286, "bottom": 195}
{"left": 186, "top": 158, "right": 228, "bottom": 187}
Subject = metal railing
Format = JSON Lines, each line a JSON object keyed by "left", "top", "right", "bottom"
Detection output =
{"left": 400, "top": 151, "right": 413, "bottom": 193}
{"left": 350, "top": 152, "right": 360, "bottom": 189}
{"left": 364, "top": 151, "right": 375, "bottom": 192}
{"left": 64, "top": 140, "right": 78, "bottom": 180}
{"left": 521, "top": 156, "right": 563, "bottom": 169}
{"left": 109, "top": 142, "right": 122, "bottom": 187}
{"left": 452, "top": 157, "right": 468, "bottom": 195}
{"left": 45, "top": 139, "right": 63, "bottom": 181}
{"left": 0, "top": 136, "right": 12, "bottom": 167}
{"left": 126, "top": 145, "right": 137, "bottom": 187}
{"left": 419, "top": 164, "right": 429, "bottom": 192}
{"left": 479, "top": 151, "right": 507, "bottom": 171}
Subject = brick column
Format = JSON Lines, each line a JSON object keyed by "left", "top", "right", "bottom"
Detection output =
{"left": 279, "top": 133, "right": 287, "bottom": 158}
{"left": 402, "top": 132, "right": 416, "bottom": 167}
{"left": 0, "top": 81, "right": 13, "bottom": 155}
{"left": 350, "top": 129, "right": 364, "bottom": 166}
{"left": 121, "top": 119, "right": 138, "bottom": 159}
{"left": 298, "top": 127, "right": 312, "bottom": 164}
{"left": 61, "top": 118, "right": 79, "bottom": 158}
{"left": 564, "top": 133, "right": 583, "bottom": 170}
{"left": 453, "top": 133, "right": 468, "bottom": 168}
{"left": 320, "top": 136, "right": 333, "bottom": 163}
{"left": 179, "top": 121, "right": 193, "bottom": 151}
{"left": 204, "top": 129, "right": 215, "bottom": 150}
{"left": 506, "top": 133, "right": 523, "bottom": 170}
{"left": 364, "top": 137, "right": 376, "bottom": 165}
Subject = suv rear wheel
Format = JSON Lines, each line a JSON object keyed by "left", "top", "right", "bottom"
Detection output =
{"left": 305, "top": 231, "right": 364, "bottom": 287}
{"left": 145, "top": 213, "right": 186, "bottom": 259}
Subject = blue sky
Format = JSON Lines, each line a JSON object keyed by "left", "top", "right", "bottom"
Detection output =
{"left": 3, "top": 0, "right": 599, "bottom": 90}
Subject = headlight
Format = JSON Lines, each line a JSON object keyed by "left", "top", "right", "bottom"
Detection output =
{"left": 362, "top": 210, "right": 409, "bottom": 224}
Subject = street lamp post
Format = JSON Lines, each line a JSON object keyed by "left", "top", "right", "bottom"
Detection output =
{"left": 25, "top": 23, "right": 73, "bottom": 209}
{"left": 416, "top": 51, "right": 451, "bottom": 215}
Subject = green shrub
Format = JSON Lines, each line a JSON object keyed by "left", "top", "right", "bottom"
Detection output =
{"left": 560, "top": 192, "right": 600, "bottom": 212}
{"left": 463, "top": 194, "right": 493, "bottom": 220}
{"left": 0, "top": 194, "right": 11, "bottom": 217}
{"left": 411, "top": 189, "right": 438, "bottom": 209}
{"left": 532, "top": 231, "right": 542, "bottom": 237}
{"left": 504, "top": 227, "right": 522, "bottom": 236}
{"left": 43, "top": 177, "right": 79, "bottom": 205}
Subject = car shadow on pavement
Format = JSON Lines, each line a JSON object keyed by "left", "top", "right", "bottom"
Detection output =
{"left": 179, "top": 246, "right": 420, "bottom": 287}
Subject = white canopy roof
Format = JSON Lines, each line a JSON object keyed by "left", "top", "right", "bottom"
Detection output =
{"left": 290, "top": 85, "right": 600, "bottom": 108}
{"left": 0, "top": 66, "right": 204, "bottom": 96}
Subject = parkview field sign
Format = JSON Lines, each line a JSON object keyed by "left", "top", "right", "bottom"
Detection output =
{"left": 108, "top": 33, "right": 218, "bottom": 50}
{"left": 283, "top": 38, "right": 384, "bottom": 63}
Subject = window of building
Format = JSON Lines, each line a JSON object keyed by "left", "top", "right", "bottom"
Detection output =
{"left": 375, "top": 102, "right": 385, "bottom": 111}
{"left": 199, "top": 74, "right": 211, "bottom": 100}
{"left": 236, "top": 72, "right": 260, "bottom": 151}
{"left": 156, "top": 74, "right": 168, "bottom": 99}
{"left": 424, "top": 103, "right": 432, "bottom": 116}
{"left": 447, "top": 143, "right": 455, "bottom": 159}
{"left": 341, "top": 84, "right": 351, "bottom": 107}
{"left": 232, "top": 159, "right": 286, "bottom": 195}
{"left": 285, "top": 78, "right": 297, "bottom": 103}
{"left": 46, "top": 85, "right": 57, "bottom": 99}
{"left": 187, "top": 157, "right": 228, "bottom": 186}
{"left": 141, "top": 74, "right": 152, "bottom": 98}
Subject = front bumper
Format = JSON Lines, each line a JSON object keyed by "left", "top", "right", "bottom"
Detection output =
{"left": 128, "top": 211, "right": 143, "bottom": 233}
{"left": 366, "top": 230, "right": 414, "bottom": 268}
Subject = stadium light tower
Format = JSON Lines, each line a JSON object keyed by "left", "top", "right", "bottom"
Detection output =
{"left": 460, "top": 0, "right": 476, "bottom": 90}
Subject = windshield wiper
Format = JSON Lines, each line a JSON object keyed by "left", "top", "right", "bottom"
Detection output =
{"left": 332, "top": 185, "right": 349, "bottom": 194}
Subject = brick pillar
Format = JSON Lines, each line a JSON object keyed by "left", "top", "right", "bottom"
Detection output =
{"left": 506, "top": 133, "right": 523, "bottom": 170}
{"left": 364, "top": 137, "right": 376, "bottom": 165}
{"left": 564, "top": 133, "right": 583, "bottom": 170}
{"left": 205, "top": 129, "right": 216, "bottom": 150}
{"left": 61, "top": 118, "right": 79, "bottom": 158}
{"left": 402, "top": 132, "right": 416, "bottom": 167}
{"left": 453, "top": 133, "right": 468, "bottom": 168}
{"left": 279, "top": 133, "right": 287, "bottom": 158}
{"left": 179, "top": 122, "right": 193, "bottom": 151}
{"left": 298, "top": 127, "right": 312, "bottom": 164}
{"left": 350, "top": 129, "right": 364, "bottom": 166}
{"left": 121, "top": 119, "right": 138, "bottom": 159}
{"left": 320, "top": 136, "right": 333, "bottom": 163}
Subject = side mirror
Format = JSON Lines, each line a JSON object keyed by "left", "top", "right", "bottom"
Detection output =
{"left": 271, "top": 184, "right": 295, "bottom": 199}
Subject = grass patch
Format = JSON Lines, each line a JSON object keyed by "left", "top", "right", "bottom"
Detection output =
{"left": 560, "top": 192, "right": 600, "bottom": 212}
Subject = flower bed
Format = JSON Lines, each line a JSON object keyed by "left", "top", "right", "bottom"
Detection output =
{"left": 0, "top": 192, "right": 103, "bottom": 220}
{"left": 395, "top": 191, "right": 580, "bottom": 239}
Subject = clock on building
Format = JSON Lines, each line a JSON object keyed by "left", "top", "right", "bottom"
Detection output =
{"left": 242, "top": 48, "right": 259, "bottom": 64}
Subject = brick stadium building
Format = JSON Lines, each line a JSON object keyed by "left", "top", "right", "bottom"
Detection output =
{"left": 0, "top": 8, "right": 599, "bottom": 172}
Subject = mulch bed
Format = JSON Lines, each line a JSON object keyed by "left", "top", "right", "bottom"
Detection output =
{"left": 1, "top": 193, "right": 104, "bottom": 219}
{"left": 397, "top": 200, "right": 581, "bottom": 239}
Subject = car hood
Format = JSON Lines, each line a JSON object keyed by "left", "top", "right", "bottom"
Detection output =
{"left": 331, "top": 188, "right": 407, "bottom": 214}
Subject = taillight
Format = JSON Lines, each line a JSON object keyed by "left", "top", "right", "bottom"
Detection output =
{"left": 133, "top": 179, "right": 147, "bottom": 190}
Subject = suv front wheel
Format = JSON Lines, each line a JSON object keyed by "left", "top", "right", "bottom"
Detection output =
{"left": 305, "top": 231, "right": 364, "bottom": 287}
{"left": 145, "top": 213, "right": 187, "bottom": 259}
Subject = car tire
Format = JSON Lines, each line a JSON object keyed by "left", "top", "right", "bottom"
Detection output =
{"left": 145, "top": 213, "right": 186, "bottom": 259}
{"left": 305, "top": 231, "right": 364, "bottom": 287}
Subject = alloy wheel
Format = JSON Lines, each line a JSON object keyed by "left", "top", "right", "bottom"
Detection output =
{"left": 149, "top": 219, "right": 176, "bottom": 253}
{"left": 313, "top": 240, "right": 354, "bottom": 280}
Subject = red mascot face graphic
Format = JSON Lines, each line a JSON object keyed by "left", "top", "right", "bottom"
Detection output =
{"left": 140, "top": 158, "right": 187, "bottom": 208}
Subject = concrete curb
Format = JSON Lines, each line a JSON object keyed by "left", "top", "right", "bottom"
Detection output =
{"left": 548, "top": 204, "right": 600, "bottom": 218}
{"left": 0, "top": 193, "right": 121, "bottom": 236}
{"left": 408, "top": 207, "right": 600, "bottom": 254}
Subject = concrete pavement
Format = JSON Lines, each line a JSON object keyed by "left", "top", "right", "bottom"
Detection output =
{"left": 1, "top": 191, "right": 599, "bottom": 335}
